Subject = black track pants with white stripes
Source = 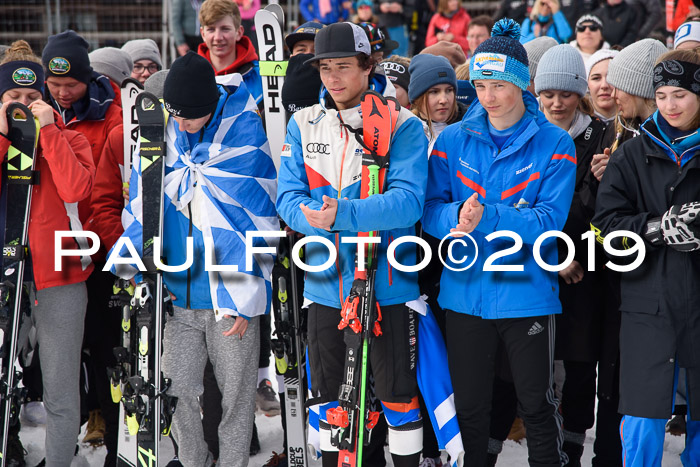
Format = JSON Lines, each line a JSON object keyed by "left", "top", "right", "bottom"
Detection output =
{"left": 445, "top": 311, "right": 564, "bottom": 467}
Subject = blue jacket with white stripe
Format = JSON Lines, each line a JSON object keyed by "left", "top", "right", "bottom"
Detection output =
{"left": 422, "top": 91, "right": 576, "bottom": 319}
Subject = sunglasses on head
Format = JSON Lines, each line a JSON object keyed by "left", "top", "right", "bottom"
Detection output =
{"left": 576, "top": 23, "right": 601, "bottom": 32}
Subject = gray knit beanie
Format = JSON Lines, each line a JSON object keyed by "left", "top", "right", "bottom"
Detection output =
{"left": 89, "top": 47, "right": 133, "bottom": 86}
{"left": 607, "top": 39, "right": 667, "bottom": 99}
{"left": 523, "top": 36, "right": 558, "bottom": 80}
{"left": 535, "top": 45, "right": 588, "bottom": 96}
{"left": 144, "top": 69, "right": 169, "bottom": 99}
{"left": 121, "top": 39, "right": 163, "bottom": 68}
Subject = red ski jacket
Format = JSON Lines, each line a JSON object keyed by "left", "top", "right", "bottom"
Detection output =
{"left": 0, "top": 113, "right": 95, "bottom": 291}
{"left": 55, "top": 82, "right": 122, "bottom": 235}
{"left": 87, "top": 124, "right": 125, "bottom": 254}
{"left": 425, "top": 9, "right": 471, "bottom": 56}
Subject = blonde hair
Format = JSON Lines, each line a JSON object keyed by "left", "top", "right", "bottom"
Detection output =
{"left": 0, "top": 40, "right": 41, "bottom": 66}
{"left": 455, "top": 62, "right": 470, "bottom": 80}
{"left": 199, "top": 0, "right": 241, "bottom": 28}
{"left": 530, "top": 0, "right": 560, "bottom": 21}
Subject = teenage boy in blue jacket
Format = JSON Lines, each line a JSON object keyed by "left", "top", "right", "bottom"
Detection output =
{"left": 277, "top": 22, "right": 427, "bottom": 467}
{"left": 422, "top": 19, "right": 576, "bottom": 467}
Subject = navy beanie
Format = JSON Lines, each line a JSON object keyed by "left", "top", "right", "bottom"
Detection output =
{"left": 408, "top": 54, "right": 457, "bottom": 103}
{"left": 470, "top": 18, "right": 530, "bottom": 90}
{"left": 42, "top": 30, "right": 93, "bottom": 83}
{"left": 163, "top": 52, "right": 219, "bottom": 119}
{"left": 282, "top": 53, "right": 322, "bottom": 114}
{"left": 0, "top": 61, "right": 45, "bottom": 99}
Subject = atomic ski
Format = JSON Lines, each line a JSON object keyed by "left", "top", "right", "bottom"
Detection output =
{"left": 271, "top": 230, "right": 308, "bottom": 466}
{"left": 112, "top": 92, "right": 176, "bottom": 466}
{"left": 0, "top": 103, "right": 39, "bottom": 466}
{"left": 327, "top": 91, "right": 400, "bottom": 467}
{"left": 255, "top": 4, "right": 288, "bottom": 169}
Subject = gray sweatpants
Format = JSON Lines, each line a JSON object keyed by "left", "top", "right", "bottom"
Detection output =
{"left": 163, "top": 306, "right": 259, "bottom": 467}
{"left": 31, "top": 282, "right": 87, "bottom": 467}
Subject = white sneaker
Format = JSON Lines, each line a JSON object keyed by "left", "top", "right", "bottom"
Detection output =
{"left": 21, "top": 401, "right": 47, "bottom": 426}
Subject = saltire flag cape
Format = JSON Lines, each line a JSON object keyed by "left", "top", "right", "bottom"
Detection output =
{"left": 111, "top": 75, "right": 279, "bottom": 319}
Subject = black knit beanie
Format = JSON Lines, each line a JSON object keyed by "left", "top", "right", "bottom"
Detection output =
{"left": 282, "top": 53, "right": 322, "bottom": 114}
{"left": 163, "top": 52, "right": 219, "bottom": 119}
{"left": 42, "top": 30, "right": 92, "bottom": 83}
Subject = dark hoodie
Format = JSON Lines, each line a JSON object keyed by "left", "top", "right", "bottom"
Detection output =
{"left": 197, "top": 35, "right": 263, "bottom": 104}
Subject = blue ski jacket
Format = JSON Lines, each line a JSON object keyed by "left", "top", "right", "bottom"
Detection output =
{"left": 112, "top": 78, "right": 278, "bottom": 319}
{"left": 520, "top": 11, "right": 573, "bottom": 44}
{"left": 422, "top": 91, "right": 576, "bottom": 319}
{"left": 276, "top": 75, "right": 428, "bottom": 309}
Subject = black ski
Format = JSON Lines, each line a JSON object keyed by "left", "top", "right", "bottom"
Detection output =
{"left": 272, "top": 230, "right": 308, "bottom": 466}
{"left": 115, "top": 92, "right": 176, "bottom": 466}
{"left": 0, "top": 103, "right": 38, "bottom": 467}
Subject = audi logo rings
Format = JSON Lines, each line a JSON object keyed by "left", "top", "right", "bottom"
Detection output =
{"left": 306, "top": 143, "right": 330, "bottom": 154}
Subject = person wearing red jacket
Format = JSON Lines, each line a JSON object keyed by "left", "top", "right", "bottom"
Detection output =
{"left": 197, "top": 0, "right": 263, "bottom": 106}
{"left": 0, "top": 40, "right": 95, "bottom": 466}
{"left": 41, "top": 30, "right": 123, "bottom": 458}
{"left": 425, "top": 0, "right": 471, "bottom": 56}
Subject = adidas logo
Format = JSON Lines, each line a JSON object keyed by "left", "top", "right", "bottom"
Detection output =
{"left": 528, "top": 322, "right": 544, "bottom": 336}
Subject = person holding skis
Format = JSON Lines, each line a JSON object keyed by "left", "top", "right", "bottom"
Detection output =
{"left": 422, "top": 19, "right": 576, "bottom": 467}
{"left": 112, "top": 51, "right": 277, "bottom": 466}
{"left": 276, "top": 22, "right": 428, "bottom": 467}
{"left": 41, "top": 29, "right": 124, "bottom": 457}
{"left": 591, "top": 47, "right": 700, "bottom": 467}
{"left": 0, "top": 39, "right": 95, "bottom": 466}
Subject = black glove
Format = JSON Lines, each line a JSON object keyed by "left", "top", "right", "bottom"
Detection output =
{"left": 645, "top": 202, "right": 700, "bottom": 252}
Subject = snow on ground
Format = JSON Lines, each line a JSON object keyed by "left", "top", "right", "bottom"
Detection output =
{"left": 15, "top": 360, "right": 687, "bottom": 466}
{"left": 19, "top": 408, "right": 687, "bottom": 466}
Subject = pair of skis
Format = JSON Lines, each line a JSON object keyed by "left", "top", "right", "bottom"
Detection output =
{"left": 0, "top": 104, "right": 39, "bottom": 466}
{"left": 271, "top": 231, "right": 309, "bottom": 467}
{"left": 257, "top": 6, "right": 313, "bottom": 466}
{"left": 110, "top": 91, "right": 177, "bottom": 466}
{"left": 327, "top": 91, "right": 400, "bottom": 467}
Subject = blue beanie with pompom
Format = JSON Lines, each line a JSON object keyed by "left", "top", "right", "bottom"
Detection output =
{"left": 470, "top": 18, "right": 530, "bottom": 90}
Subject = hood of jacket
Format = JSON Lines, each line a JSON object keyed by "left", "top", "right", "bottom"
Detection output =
{"left": 198, "top": 35, "right": 259, "bottom": 76}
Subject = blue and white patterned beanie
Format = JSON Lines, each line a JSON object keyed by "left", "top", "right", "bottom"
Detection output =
{"left": 470, "top": 18, "right": 530, "bottom": 90}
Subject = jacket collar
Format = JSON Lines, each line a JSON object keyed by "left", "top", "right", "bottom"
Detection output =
{"left": 458, "top": 90, "right": 545, "bottom": 155}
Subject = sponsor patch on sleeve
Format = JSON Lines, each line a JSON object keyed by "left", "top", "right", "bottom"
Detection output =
{"left": 281, "top": 143, "right": 292, "bottom": 158}
{"left": 472, "top": 53, "right": 507, "bottom": 73}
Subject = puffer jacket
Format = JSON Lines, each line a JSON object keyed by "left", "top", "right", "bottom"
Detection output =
{"left": 276, "top": 75, "right": 429, "bottom": 309}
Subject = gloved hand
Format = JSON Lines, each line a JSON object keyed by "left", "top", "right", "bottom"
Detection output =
{"left": 646, "top": 202, "right": 700, "bottom": 252}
